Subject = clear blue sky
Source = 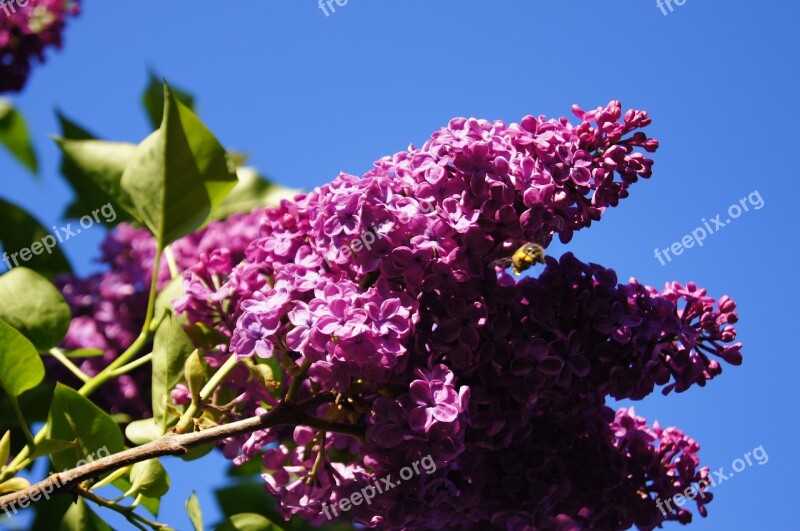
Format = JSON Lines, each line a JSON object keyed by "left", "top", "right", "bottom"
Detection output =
{"left": 2, "top": 1, "right": 798, "bottom": 529}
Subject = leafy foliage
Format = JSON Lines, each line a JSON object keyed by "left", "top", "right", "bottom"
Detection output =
{"left": 121, "top": 83, "right": 238, "bottom": 247}
{"left": 0, "top": 320, "right": 45, "bottom": 399}
{"left": 0, "top": 268, "right": 71, "bottom": 351}
{"left": 0, "top": 199, "right": 72, "bottom": 278}
{"left": 46, "top": 384, "right": 125, "bottom": 470}
{"left": 0, "top": 99, "right": 37, "bottom": 174}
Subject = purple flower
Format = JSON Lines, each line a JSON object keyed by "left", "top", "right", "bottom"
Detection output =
{"left": 232, "top": 313, "right": 275, "bottom": 359}
{"left": 64, "top": 102, "right": 744, "bottom": 530}
{"left": 0, "top": 0, "right": 81, "bottom": 92}
{"left": 408, "top": 379, "right": 462, "bottom": 432}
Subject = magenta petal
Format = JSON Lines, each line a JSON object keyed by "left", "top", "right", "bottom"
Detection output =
{"left": 431, "top": 403, "right": 459, "bottom": 423}
{"left": 539, "top": 357, "right": 565, "bottom": 375}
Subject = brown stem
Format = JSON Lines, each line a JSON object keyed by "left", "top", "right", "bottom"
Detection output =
{"left": 0, "top": 395, "right": 346, "bottom": 511}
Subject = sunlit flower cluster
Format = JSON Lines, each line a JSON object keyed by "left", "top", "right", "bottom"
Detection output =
{"left": 174, "top": 102, "right": 739, "bottom": 529}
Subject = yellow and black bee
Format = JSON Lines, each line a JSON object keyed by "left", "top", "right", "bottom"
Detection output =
{"left": 492, "top": 243, "right": 546, "bottom": 275}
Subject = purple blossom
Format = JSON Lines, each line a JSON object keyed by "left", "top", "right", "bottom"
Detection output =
{"left": 57, "top": 102, "right": 744, "bottom": 530}
{"left": 0, "top": 0, "right": 81, "bottom": 92}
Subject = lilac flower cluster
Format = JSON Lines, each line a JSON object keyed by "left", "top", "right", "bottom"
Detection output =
{"left": 54, "top": 211, "right": 262, "bottom": 416}
{"left": 174, "top": 102, "right": 741, "bottom": 529}
{"left": 0, "top": 0, "right": 81, "bottom": 92}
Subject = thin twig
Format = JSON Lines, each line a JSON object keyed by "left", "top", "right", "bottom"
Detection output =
{"left": 48, "top": 348, "right": 91, "bottom": 383}
{"left": 77, "top": 486, "right": 165, "bottom": 530}
{"left": 108, "top": 352, "right": 153, "bottom": 378}
{"left": 0, "top": 394, "right": 347, "bottom": 511}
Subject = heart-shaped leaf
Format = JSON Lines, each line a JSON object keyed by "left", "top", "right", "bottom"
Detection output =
{"left": 121, "top": 82, "right": 237, "bottom": 247}
{"left": 213, "top": 167, "right": 300, "bottom": 220}
{"left": 59, "top": 498, "right": 113, "bottom": 531}
{"left": 151, "top": 311, "right": 194, "bottom": 433}
{"left": 0, "top": 267, "right": 71, "bottom": 351}
{"left": 0, "top": 199, "right": 72, "bottom": 278}
{"left": 126, "top": 458, "right": 170, "bottom": 498}
{"left": 142, "top": 71, "right": 196, "bottom": 131}
{"left": 55, "top": 111, "right": 137, "bottom": 225}
{"left": 46, "top": 384, "right": 124, "bottom": 471}
{"left": 125, "top": 418, "right": 162, "bottom": 445}
{"left": 0, "top": 99, "right": 37, "bottom": 174}
{"left": 215, "top": 514, "right": 282, "bottom": 531}
{"left": 0, "top": 320, "right": 45, "bottom": 398}
{"left": 54, "top": 136, "right": 139, "bottom": 223}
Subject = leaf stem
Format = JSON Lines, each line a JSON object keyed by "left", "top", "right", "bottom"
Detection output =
{"left": 107, "top": 352, "right": 153, "bottom": 378}
{"left": 173, "top": 353, "right": 240, "bottom": 434}
{"left": 48, "top": 347, "right": 91, "bottom": 383}
{"left": 285, "top": 358, "right": 312, "bottom": 404}
{"left": 89, "top": 465, "right": 130, "bottom": 491}
{"left": 8, "top": 396, "right": 35, "bottom": 451}
{"left": 77, "top": 485, "right": 167, "bottom": 530}
{"left": 163, "top": 245, "right": 179, "bottom": 279}
{"left": 78, "top": 247, "right": 162, "bottom": 397}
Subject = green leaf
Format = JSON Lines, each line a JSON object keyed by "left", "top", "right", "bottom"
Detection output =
{"left": 59, "top": 498, "right": 113, "bottom": 531}
{"left": 0, "top": 476, "right": 31, "bottom": 493}
{"left": 185, "top": 349, "right": 206, "bottom": 404}
{"left": 215, "top": 514, "right": 283, "bottom": 531}
{"left": 113, "top": 475, "right": 161, "bottom": 516}
{"left": 56, "top": 109, "right": 94, "bottom": 140}
{"left": 0, "top": 379, "right": 54, "bottom": 435}
{"left": 125, "top": 418, "right": 162, "bottom": 445}
{"left": 215, "top": 483, "right": 351, "bottom": 531}
{"left": 0, "top": 198, "right": 72, "bottom": 278}
{"left": 46, "top": 384, "right": 124, "bottom": 471}
{"left": 253, "top": 356, "right": 282, "bottom": 393}
{"left": 126, "top": 458, "right": 170, "bottom": 498}
{"left": 30, "top": 438, "right": 75, "bottom": 459}
{"left": 183, "top": 321, "right": 231, "bottom": 352}
{"left": 179, "top": 442, "right": 215, "bottom": 462}
{"left": 121, "top": 82, "right": 238, "bottom": 246}
{"left": 0, "top": 267, "right": 71, "bottom": 350}
{"left": 0, "top": 320, "right": 45, "bottom": 398}
{"left": 151, "top": 311, "right": 195, "bottom": 433}
{"left": 142, "top": 71, "right": 196, "bottom": 131}
{"left": 213, "top": 167, "right": 300, "bottom": 220}
{"left": 0, "top": 430, "right": 9, "bottom": 465}
{"left": 186, "top": 491, "right": 204, "bottom": 531}
{"left": 153, "top": 276, "right": 184, "bottom": 325}
{"left": 215, "top": 483, "right": 283, "bottom": 524}
{"left": 55, "top": 112, "right": 136, "bottom": 224}
{"left": 31, "top": 491, "right": 74, "bottom": 530}
{"left": 0, "top": 99, "right": 37, "bottom": 174}
{"left": 54, "top": 136, "right": 139, "bottom": 221}
{"left": 225, "top": 453, "right": 264, "bottom": 478}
